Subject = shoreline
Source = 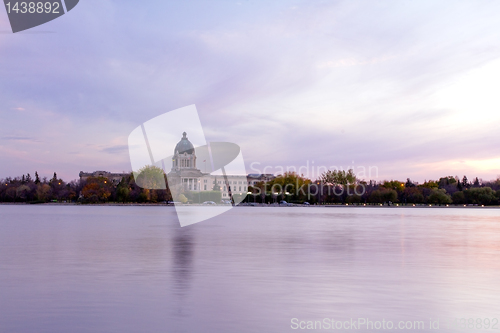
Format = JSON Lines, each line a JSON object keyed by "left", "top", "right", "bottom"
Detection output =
{"left": 1, "top": 202, "right": 499, "bottom": 209}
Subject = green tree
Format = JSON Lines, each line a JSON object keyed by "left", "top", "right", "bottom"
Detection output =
{"left": 427, "top": 189, "right": 452, "bottom": 204}
{"left": 464, "top": 187, "right": 496, "bottom": 205}
{"left": 438, "top": 176, "right": 456, "bottom": 188}
{"left": 404, "top": 187, "right": 424, "bottom": 203}
{"left": 452, "top": 191, "right": 466, "bottom": 204}
{"left": 269, "top": 172, "right": 311, "bottom": 201}
{"left": 419, "top": 180, "right": 439, "bottom": 189}
{"left": 178, "top": 194, "right": 188, "bottom": 203}
{"left": 134, "top": 165, "right": 166, "bottom": 190}
{"left": 116, "top": 186, "right": 130, "bottom": 203}
{"left": 368, "top": 189, "right": 397, "bottom": 204}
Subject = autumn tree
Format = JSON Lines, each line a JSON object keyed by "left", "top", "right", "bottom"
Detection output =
{"left": 320, "top": 169, "right": 357, "bottom": 186}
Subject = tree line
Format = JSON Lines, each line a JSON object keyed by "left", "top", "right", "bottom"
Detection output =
{"left": 0, "top": 170, "right": 172, "bottom": 204}
{"left": 1, "top": 168, "right": 500, "bottom": 206}
{"left": 249, "top": 172, "right": 500, "bottom": 206}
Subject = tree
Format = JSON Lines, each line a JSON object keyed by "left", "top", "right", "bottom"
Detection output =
{"left": 404, "top": 187, "right": 424, "bottom": 203}
{"left": 473, "top": 177, "right": 480, "bottom": 187}
{"left": 462, "top": 176, "right": 469, "bottom": 189}
{"left": 368, "top": 189, "right": 397, "bottom": 204}
{"left": 419, "top": 180, "right": 439, "bottom": 189}
{"left": 427, "top": 189, "right": 452, "bottom": 205}
{"left": 134, "top": 166, "right": 166, "bottom": 202}
{"left": 212, "top": 177, "right": 221, "bottom": 191}
{"left": 34, "top": 172, "right": 40, "bottom": 184}
{"left": 116, "top": 186, "right": 130, "bottom": 203}
{"left": 36, "top": 184, "right": 51, "bottom": 202}
{"left": 51, "top": 172, "right": 58, "bottom": 184}
{"left": 464, "top": 187, "right": 497, "bottom": 205}
{"left": 116, "top": 177, "right": 131, "bottom": 203}
{"left": 178, "top": 194, "right": 188, "bottom": 203}
{"left": 405, "top": 178, "right": 416, "bottom": 188}
{"left": 26, "top": 173, "right": 32, "bottom": 183}
{"left": 269, "top": 172, "right": 312, "bottom": 202}
{"left": 452, "top": 191, "right": 465, "bottom": 204}
{"left": 134, "top": 165, "right": 166, "bottom": 190}
{"left": 320, "top": 169, "right": 357, "bottom": 186}
{"left": 16, "top": 185, "right": 31, "bottom": 200}
{"left": 81, "top": 177, "right": 112, "bottom": 202}
{"left": 438, "top": 176, "right": 456, "bottom": 188}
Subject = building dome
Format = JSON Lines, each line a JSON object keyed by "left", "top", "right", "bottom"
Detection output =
{"left": 174, "top": 132, "right": 195, "bottom": 155}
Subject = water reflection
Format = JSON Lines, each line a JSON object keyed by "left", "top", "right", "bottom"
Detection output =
{"left": 172, "top": 228, "right": 195, "bottom": 295}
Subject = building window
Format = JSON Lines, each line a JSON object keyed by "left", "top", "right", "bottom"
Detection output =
{"left": 204, "top": 179, "right": 207, "bottom": 183}
{"left": 204, "top": 185, "right": 207, "bottom": 190}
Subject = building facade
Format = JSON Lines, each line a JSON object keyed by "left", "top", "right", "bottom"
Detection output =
{"left": 167, "top": 132, "right": 275, "bottom": 199}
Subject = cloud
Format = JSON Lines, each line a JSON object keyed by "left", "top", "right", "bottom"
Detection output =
{"left": 1, "top": 136, "right": 40, "bottom": 143}
{"left": 100, "top": 145, "right": 129, "bottom": 154}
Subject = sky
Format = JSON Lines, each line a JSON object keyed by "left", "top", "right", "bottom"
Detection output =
{"left": 1, "top": 0, "right": 500, "bottom": 183}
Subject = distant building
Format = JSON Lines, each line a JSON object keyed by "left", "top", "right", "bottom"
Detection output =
{"left": 247, "top": 173, "right": 276, "bottom": 185}
{"left": 167, "top": 132, "right": 252, "bottom": 199}
{"left": 79, "top": 171, "right": 129, "bottom": 185}
{"left": 80, "top": 132, "right": 276, "bottom": 198}
{"left": 165, "top": 132, "right": 276, "bottom": 199}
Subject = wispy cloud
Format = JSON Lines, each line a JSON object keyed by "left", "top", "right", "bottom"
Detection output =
{"left": 1, "top": 136, "right": 40, "bottom": 143}
{"left": 101, "top": 145, "right": 129, "bottom": 154}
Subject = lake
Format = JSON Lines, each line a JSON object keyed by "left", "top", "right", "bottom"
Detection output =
{"left": 1, "top": 205, "right": 500, "bottom": 332}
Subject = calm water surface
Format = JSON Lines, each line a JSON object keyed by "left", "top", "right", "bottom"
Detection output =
{"left": 1, "top": 205, "right": 500, "bottom": 333}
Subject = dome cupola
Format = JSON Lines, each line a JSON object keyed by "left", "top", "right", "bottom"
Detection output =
{"left": 174, "top": 132, "right": 195, "bottom": 155}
